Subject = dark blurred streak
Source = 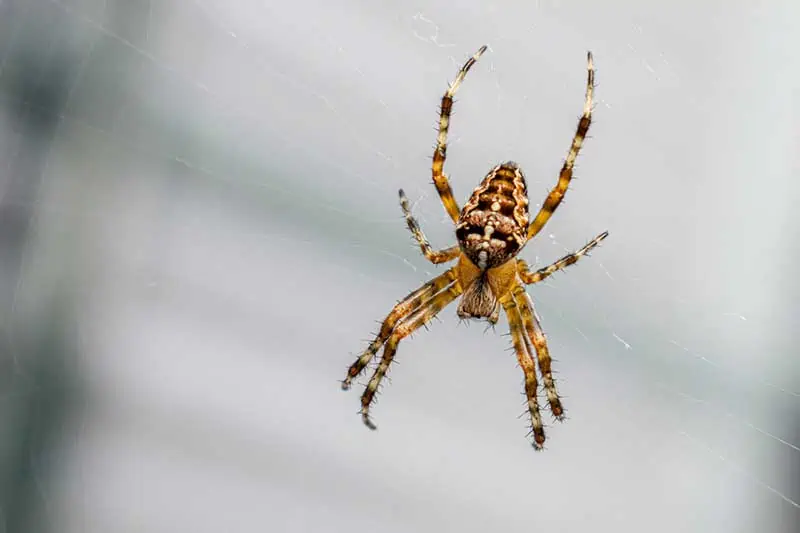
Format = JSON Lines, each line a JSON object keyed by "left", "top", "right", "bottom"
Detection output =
{"left": 0, "top": 2, "right": 84, "bottom": 532}
{"left": 775, "top": 184, "right": 800, "bottom": 533}
{"left": 788, "top": 419, "right": 800, "bottom": 533}
{"left": 1, "top": 314, "right": 80, "bottom": 533}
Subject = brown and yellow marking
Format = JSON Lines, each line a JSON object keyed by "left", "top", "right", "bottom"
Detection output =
{"left": 342, "top": 268, "right": 457, "bottom": 390}
{"left": 398, "top": 189, "right": 461, "bottom": 264}
{"left": 513, "top": 285, "right": 563, "bottom": 418}
{"left": 360, "top": 282, "right": 463, "bottom": 429}
{"left": 527, "top": 52, "right": 594, "bottom": 241}
{"left": 456, "top": 162, "right": 529, "bottom": 270}
{"left": 455, "top": 253, "right": 517, "bottom": 322}
{"left": 432, "top": 45, "right": 488, "bottom": 223}
{"left": 501, "top": 290, "right": 546, "bottom": 449}
{"left": 518, "top": 231, "right": 608, "bottom": 285}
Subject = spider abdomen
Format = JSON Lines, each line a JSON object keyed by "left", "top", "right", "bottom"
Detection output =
{"left": 456, "top": 162, "right": 529, "bottom": 269}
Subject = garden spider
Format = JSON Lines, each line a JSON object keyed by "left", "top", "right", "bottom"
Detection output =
{"left": 341, "top": 45, "right": 608, "bottom": 449}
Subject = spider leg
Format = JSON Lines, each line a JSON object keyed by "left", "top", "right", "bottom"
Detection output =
{"left": 432, "top": 45, "right": 488, "bottom": 223}
{"left": 518, "top": 230, "right": 608, "bottom": 284}
{"left": 342, "top": 268, "right": 457, "bottom": 390}
{"left": 501, "top": 290, "right": 546, "bottom": 449}
{"left": 526, "top": 52, "right": 594, "bottom": 242}
{"left": 360, "top": 282, "right": 462, "bottom": 429}
{"left": 398, "top": 189, "right": 461, "bottom": 264}
{"left": 513, "top": 284, "right": 564, "bottom": 421}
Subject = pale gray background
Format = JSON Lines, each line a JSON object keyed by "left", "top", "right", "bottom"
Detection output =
{"left": 1, "top": 1, "right": 798, "bottom": 532}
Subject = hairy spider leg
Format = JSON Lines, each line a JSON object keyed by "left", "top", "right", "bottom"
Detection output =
{"left": 526, "top": 52, "right": 595, "bottom": 241}
{"left": 432, "top": 45, "right": 488, "bottom": 223}
{"left": 513, "top": 285, "right": 563, "bottom": 419}
{"left": 501, "top": 291, "right": 546, "bottom": 449}
{"left": 342, "top": 268, "right": 458, "bottom": 391}
{"left": 360, "top": 283, "right": 463, "bottom": 429}
{"left": 398, "top": 189, "right": 461, "bottom": 264}
{"left": 517, "top": 230, "right": 608, "bottom": 284}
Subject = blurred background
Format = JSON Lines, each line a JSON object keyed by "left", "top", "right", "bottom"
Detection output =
{"left": 1, "top": 1, "right": 798, "bottom": 532}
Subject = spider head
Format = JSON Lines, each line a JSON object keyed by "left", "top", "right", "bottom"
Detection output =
{"left": 455, "top": 162, "right": 529, "bottom": 270}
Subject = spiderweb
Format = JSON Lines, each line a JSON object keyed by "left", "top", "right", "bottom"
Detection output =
{"left": 1, "top": 1, "right": 797, "bottom": 532}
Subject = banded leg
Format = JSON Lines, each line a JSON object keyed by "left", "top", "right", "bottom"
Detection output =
{"left": 398, "top": 189, "right": 460, "bottom": 264}
{"left": 342, "top": 268, "right": 457, "bottom": 390}
{"left": 514, "top": 285, "right": 563, "bottom": 420}
{"left": 432, "top": 45, "right": 488, "bottom": 223}
{"left": 360, "top": 283, "right": 463, "bottom": 429}
{"left": 518, "top": 230, "right": 608, "bottom": 284}
{"left": 527, "top": 52, "right": 595, "bottom": 241}
{"left": 501, "top": 291, "right": 546, "bottom": 449}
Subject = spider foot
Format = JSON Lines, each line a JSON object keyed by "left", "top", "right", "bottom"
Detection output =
{"left": 549, "top": 401, "right": 566, "bottom": 421}
{"left": 361, "top": 410, "right": 378, "bottom": 430}
{"left": 341, "top": 376, "right": 353, "bottom": 391}
{"left": 525, "top": 420, "right": 547, "bottom": 451}
{"left": 530, "top": 431, "right": 546, "bottom": 451}
{"left": 543, "top": 380, "right": 565, "bottom": 420}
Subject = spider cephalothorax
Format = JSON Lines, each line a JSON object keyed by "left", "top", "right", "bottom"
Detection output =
{"left": 342, "top": 46, "right": 608, "bottom": 449}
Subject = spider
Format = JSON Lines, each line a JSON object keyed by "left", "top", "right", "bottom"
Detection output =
{"left": 341, "top": 45, "right": 608, "bottom": 449}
